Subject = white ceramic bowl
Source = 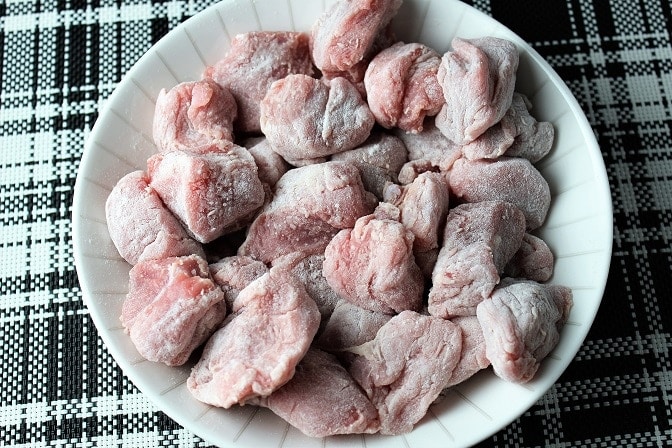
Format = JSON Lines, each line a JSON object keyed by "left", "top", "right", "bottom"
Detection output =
{"left": 72, "top": 0, "right": 613, "bottom": 446}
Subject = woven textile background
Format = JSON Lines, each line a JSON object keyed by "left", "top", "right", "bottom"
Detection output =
{"left": 1, "top": 0, "right": 671, "bottom": 447}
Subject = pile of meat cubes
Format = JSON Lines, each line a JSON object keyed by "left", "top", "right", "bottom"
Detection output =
{"left": 106, "top": 0, "right": 573, "bottom": 437}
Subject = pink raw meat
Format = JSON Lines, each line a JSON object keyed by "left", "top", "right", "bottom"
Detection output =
{"left": 348, "top": 310, "right": 463, "bottom": 435}
{"left": 504, "top": 233, "right": 555, "bottom": 282}
{"left": 260, "top": 74, "right": 375, "bottom": 165}
{"left": 243, "top": 137, "right": 290, "bottom": 187}
{"left": 239, "top": 161, "right": 377, "bottom": 263}
{"left": 147, "top": 145, "right": 265, "bottom": 243}
{"left": 394, "top": 118, "right": 462, "bottom": 183}
{"left": 323, "top": 203, "right": 424, "bottom": 315}
{"left": 273, "top": 252, "right": 341, "bottom": 330}
{"left": 461, "top": 93, "right": 554, "bottom": 162}
{"left": 331, "top": 131, "right": 408, "bottom": 199}
{"left": 505, "top": 93, "right": 555, "bottom": 163}
{"left": 254, "top": 348, "right": 380, "bottom": 437}
{"left": 105, "top": 170, "right": 204, "bottom": 265}
{"left": 311, "top": 0, "right": 403, "bottom": 74}
{"left": 445, "top": 316, "right": 490, "bottom": 388}
{"left": 152, "top": 79, "right": 237, "bottom": 153}
{"left": 121, "top": 254, "right": 227, "bottom": 366}
{"left": 476, "top": 278, "right": 573, "bottom": 383}
{"left": 187, "top": 265, "right": 321, "bottom": 408}
{"left": 209, "top": 255, "right": 269, "bottom": 311}
{"left": 384, "top": 171, "right": 450, "bottom": 253}
{"left": 435, "top": 37, "right": 519, "bottom": 145}
{"left": 316, "top": 300, "right": 392, "bottom": 351}
{"left": 449, "top": 156, "right": 551, "bottom": 230}
{"left": 204, "top": 31, "right": 314, "bottom": 133}
{"left": 429, "top": 200, "right": 526, "bottom": 318}
{"left": 364, "top": 42, "right": 443, "bottom": 133}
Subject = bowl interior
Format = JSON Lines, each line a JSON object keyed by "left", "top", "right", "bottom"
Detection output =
{"left": 72, "top": 0, "right": 613, "bottom": 447}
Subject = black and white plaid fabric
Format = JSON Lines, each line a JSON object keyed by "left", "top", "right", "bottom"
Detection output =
{"left": 1, "top": 0, "right": 670, "bottom": 446}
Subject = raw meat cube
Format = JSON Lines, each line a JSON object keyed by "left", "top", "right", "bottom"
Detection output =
{"left": 187, "top": 265, "right": 321, "bottom": 408}
{"left": 364, "top": 42, "right": 443, "bottom": 133}
{"left": 106, "top": 170, "right": 204, "bottom": 265}
{"left": 384, "top": 171, "right": 450, "bottom": 277}
{"left": 394, "top": 118, "right": 462, "bottom": 183}
{"left": 348, "top": 310, "right": 463, "bottom": 435}
{"left": 429, "top": 201, "right": 526, "bottom": 318}
{"left": 476, "top": 278, "right": 573, "bottom": 383}
{"left": 316, "top": 300, "right": 392, "bottom": 351}
{"left": 461, "top": 93, "right": 554, "bottom": 162}
{"left": 311, "top": 0, "right": 403, "bottom": 74}
{"left": 449, "top": 156, "right": 551, "bottom": 230}
{"left": 239, "top": 161, "right": 377, "bottom": 263}
{"left": 444, "top": 316, "right": 490, "bottom": 388}
{"left": 273, "top": 252, "right": 341, "bottom": 332}
{"left": 505, "top": 93, "right": 555, "bottom": 163}
{"left": 243, "top": 137, "right": 290, "bottom": 187}
{"left": 504, "top": 233, "right": 555, "bottom": 282}
{"left": 204, "top": 31, "right": 314, "bottom": 133}
{"left": 331, "top": 131, "right": 408, "bottom": 199}
{"left": 323, "top": 202, "right": 424, "bottom": 315}
{"left": 435, "top": 37, "right": 519, "bottom": 145}
{"left": 152, "top": 79, "right": 237, "bottom": 153}
{"left": 209, "top": 255, "right": 268, "bottom": 311}
{"left": 147, "top": 145, "right": 265, "bottom": 243}
{"left": 254, "top": 348, "right": 379, "bottom": 437}
{"left": 121, "top": 254, "right": 227, "bottom": 366}
{"left": 260, "top": 74, "right": 375, "bottom": 165}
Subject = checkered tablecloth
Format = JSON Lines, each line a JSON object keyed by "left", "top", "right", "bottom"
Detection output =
{"left": 1, "top": 0, "right": 671, "bottom": 446}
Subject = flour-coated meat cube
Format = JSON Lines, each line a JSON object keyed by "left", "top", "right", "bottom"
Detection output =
{"left": 476, "top": 278, "right": 572, "bottom": 383}
{"left": 505, "top": 93, "right": 555, "bottom": 163}
{"left": 444, "top": 316, "right": 490, "bottom": 388}
{"left": 209, "top": 255, "right": 268, "bottom": 311}
{"left": 147, "top": 145, "right": 265, "bottom": 243}
{"left": 204, "top": 31, "right": 314, "bottom": 133}
{"left": 106, "top": 170, "right": 204, "bottom": 265}
{"left": 394, "top": 118, "right": 462, "bottom": 183}
{"left": 260, "top": 75, "right": 374, "bottom": 165}
{"left": 273, "top": 252, "right": 341, "bottom": 332}
{"left": 243, "top": 137, "right": 290, "bottom": 188}
{"left": 429, "top": 201, "right": 526, "bottom": 318}
{"left": 187, "top": 265, "right": 321, "bottom": 408}
{"left": 254, "top": 348, "right": 380, "bottom": 437}
{"left": 365, "top": 42, "right": 443, "bottom": 133}
{"left": 121, "top": 255, "right": 227, "bottom": 366}
{"left": 504, "top": 233, "right": 555, "bottom": 282}
{"left": 449, "top": 156, "right": 551, "bottom": 230}
{"left": 239, "top": 161, "right": 377, "bottom": 263}
{"left": 311, "top": 0, "right": 403, "bottom": 74}
{"left": 316, "top": 300, "right": 392, "bottom": 352}
{"left": 348, "top": 311, "right": 463, "bottom": 435}
{"left": 323, "top": 203, "right": 424, "bottom": 315}
{"left": 461, "top": 93, "right": 554, "bottom": 162}
{"left": 384, "top": 171, "right": 450, "bottom": 253}
{"left": 436, "top": 37, "right": 519, "bottom": 145}
{"left": 152, "top": 79, "right": 237, "bottom": 153}
{"left": 331, "top": 131, "right": 408, "bottom": 199}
